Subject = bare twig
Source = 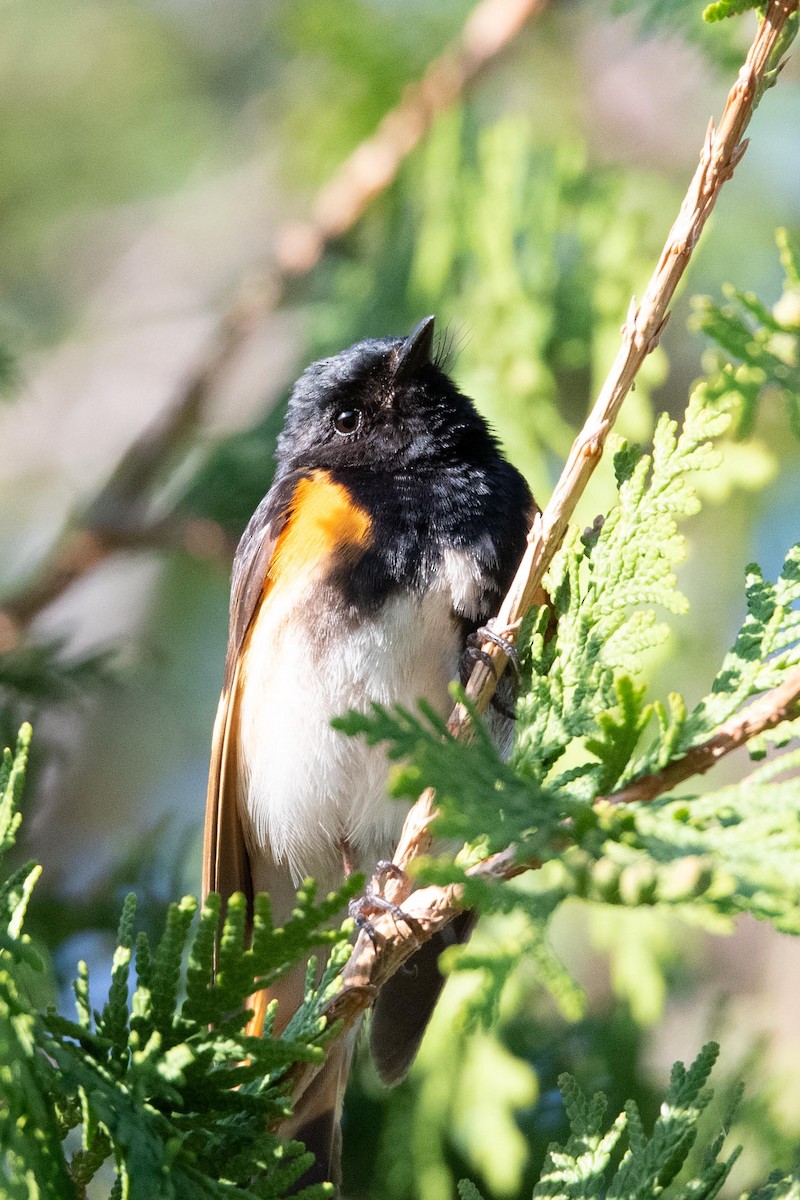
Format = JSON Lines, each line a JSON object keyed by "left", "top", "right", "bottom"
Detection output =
{"left": 0, "top": 0, "right": 546, "bottom": 644}
{"left": 606, "top": 663, "right": 800, "bottom": 806}
{"left": 387, "top": 0, "right": 800, "bottom": 881}
{"left": 88, "top": 283, "right": 280, "bottom": 524}
{"left": 0, "top": 519, "right": 236, "bottom": 637}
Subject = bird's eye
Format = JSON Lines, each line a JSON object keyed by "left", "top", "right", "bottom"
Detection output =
{"left": 333, "top": 408, "right": 362, "bottom": 435}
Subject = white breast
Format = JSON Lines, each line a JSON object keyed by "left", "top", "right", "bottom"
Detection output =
{"left": 237, "top": 576, "right": 464, "bottom": 891}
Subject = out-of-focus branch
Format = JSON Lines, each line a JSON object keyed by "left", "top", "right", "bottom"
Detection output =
{"left": 88, "top": 286, "right": 281, "bottom": 525}
{"left": 387, "top": 0, "right": 800, "bottom": 883}
{"left": 0, "top": 520, "right": 237, "bottom": 639}
{"left": 0, "top": 0, "right": 546, "bottom": 649}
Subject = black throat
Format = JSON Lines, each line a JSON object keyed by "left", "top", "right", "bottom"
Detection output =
{"left": 326, "top": 453, "right": 532, "bottom": 622}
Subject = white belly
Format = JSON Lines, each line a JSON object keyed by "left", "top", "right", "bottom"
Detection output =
{"left": 237, "top": 582, "right": 462, "bottom": 890}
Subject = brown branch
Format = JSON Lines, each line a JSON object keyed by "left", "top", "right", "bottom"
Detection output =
{"left": 304, "top": 656, "right": 800, "bottom": 1067}
{"left": 0, "top": 518, "right": 237, "bottom": 639}
{"left": 88, "top": 284, "right": 280, "bottom": 523}
{"left": 606, "top": 663, "right": 800, "bottom": 806}
{"left": 281, "top": 836, "right": 531, "bottom": 1116}
{"left": 281, "top": 0, "right": 800, "bottom": 1114}
{"left": 0, "top": 0, "right": 546, "bottom": 646}
{"left": 386, "top": 0, "right": 800, "bottom": 883}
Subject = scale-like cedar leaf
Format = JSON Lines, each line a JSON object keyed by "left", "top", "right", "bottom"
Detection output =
{"left": 695, "top": 233, "right": 800, "bottom": 438}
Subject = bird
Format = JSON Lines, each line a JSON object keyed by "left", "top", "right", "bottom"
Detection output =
{"left": 202, "top": 315, "right": 535, "bottom": 1190}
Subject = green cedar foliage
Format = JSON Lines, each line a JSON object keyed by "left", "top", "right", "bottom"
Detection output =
{"left": 0, "top": 725, "right": 73, "bottom": 1199}
{"left": 0, "top": 639, "right": 116, "bottom": 759}
{"left": 3, "top": 733, "right": 798, "bottom": 1200}
{"left": 693, "top": 231, "right": 800, "bottom": 439}
{"left": 703, "top": 0, "right": 766, "bottom": 21}
{"left": 0, "top": 639, "right": 114, "bottom": 706}
{"left": 460, "top": 1044, "right": 800, "bottom": 1200}
{"left": 0, "top": 725, "right": 361, "bottom": 1199}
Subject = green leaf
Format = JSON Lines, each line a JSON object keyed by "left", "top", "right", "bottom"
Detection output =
{"left": 99, "top": 893, "right": 137, "bottom": 1066}
{"left": 457, "top": 1181, "right": 486, "bottom": 1200}
{"left": 643, "top": 541, "right": 800, "bottom": 764}
{"left": 704, "top": 0, "right": 765, "bottom": 22}
{"left": 694, "top": 234, "right": 800, "bottom": 439}
{"left": 527, "top": 1045, "right": 741, "bottom": 1198}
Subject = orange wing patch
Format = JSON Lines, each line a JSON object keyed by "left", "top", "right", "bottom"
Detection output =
{"left": 268, "top": 470, "right": 372, "bottom": 593}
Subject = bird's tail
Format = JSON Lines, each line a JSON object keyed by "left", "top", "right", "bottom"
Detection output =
{"left": 243, "top": 959, "right": 352, "bottom": 1192}
{"left": 280, "top": 1032, "right": 357, "bottom": 1194}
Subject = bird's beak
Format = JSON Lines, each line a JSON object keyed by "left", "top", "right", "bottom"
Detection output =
{"left": 395, "top": 315, "right": 435, "bottom": 383}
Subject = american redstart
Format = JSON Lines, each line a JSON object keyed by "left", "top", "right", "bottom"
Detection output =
{"left": 203, "top": 315, "right": 535, "bottom": 1188}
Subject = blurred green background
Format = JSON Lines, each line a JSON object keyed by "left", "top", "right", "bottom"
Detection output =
{"left": 1, "top": 0, "right": 799, "bottom": 1195}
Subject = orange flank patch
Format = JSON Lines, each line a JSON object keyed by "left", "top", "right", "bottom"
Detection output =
{"left": 269, "top": 470, "right": 372, "bottom": 591}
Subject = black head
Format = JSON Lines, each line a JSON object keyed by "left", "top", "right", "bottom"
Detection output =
{"left": 275, "top": 317, "right": 499, "bottom": 476}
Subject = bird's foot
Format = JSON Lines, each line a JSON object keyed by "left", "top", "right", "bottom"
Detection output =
{"left": 472, "top": 619, "right": 521, "bottom": 680}
{"left": 348, "top": 861, "right": 421, "bottom": 948}
{"left": 460, "top": 639, "right": 498, "bottom": 684}
{"left": 460, "top": 620, "right": 520, "bottom": 719}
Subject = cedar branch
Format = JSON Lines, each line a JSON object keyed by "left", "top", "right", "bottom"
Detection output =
{"left": 309, "top": 661, "right": 800, "bottom": 1048}
{"left": 282, "top": 643, "right": 800, "bottom": 1117}
{"left": 280, "top": 0, "right": 800, "bottom": 1115}
{"left": 346, "top": 666, "right": 800, "bottom": 983}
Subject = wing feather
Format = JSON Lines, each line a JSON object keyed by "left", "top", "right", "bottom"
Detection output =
{"left": 201, "top": 473, "right": 299, "bottom": 908}
{"left": 201, "top": 660, "right": 251, "bottom": 905}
